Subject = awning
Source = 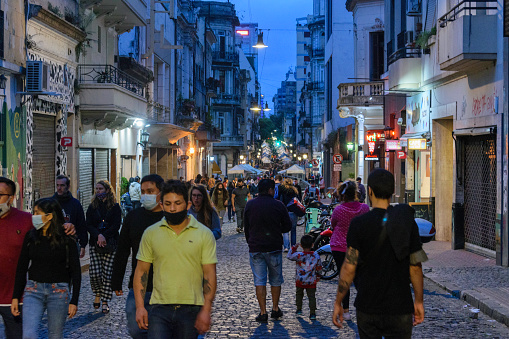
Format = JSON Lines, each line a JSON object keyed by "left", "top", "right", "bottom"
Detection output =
{"left": 400, "top": 132, "right": 427, "bottom": 140}
{"left": 453, "top": 127, "right": 496, "bottom": 136}
{"left": 212, "top": 161, "right": 222, "bottom": 174}
{"left": 146, "top": 123, "right": 195, "bottom": 146}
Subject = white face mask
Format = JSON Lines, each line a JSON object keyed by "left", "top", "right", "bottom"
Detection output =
{"left": 32, "top": 215, "right": 46, "bottom": 230}
{"left": 141, "top": 194, "right": 158, "bottom": 210}
{"left": 0, "top": 202, "right": 10, "bottom": 217}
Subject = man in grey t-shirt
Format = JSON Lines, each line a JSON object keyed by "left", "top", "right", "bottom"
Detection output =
{"left": 232, "top": 178, "right": 251, "bottom": 233}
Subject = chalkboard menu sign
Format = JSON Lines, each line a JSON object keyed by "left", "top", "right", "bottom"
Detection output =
{"left": 409, "top": 202, "right": 435, "bottom": 224}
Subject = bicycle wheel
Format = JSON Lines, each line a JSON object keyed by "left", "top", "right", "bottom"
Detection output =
{"left": 319, "top": 252, "right": 339, "bottom": 280}
{"left": 313, "top": 235, "right": 330, "bottom": 250}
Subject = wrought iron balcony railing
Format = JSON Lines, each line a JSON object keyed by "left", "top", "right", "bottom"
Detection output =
{"left": 387, "top": 47, "right": 421, "bottom": 66}
{"left": 78, "top": 65, "right": 146, "bottom": 97}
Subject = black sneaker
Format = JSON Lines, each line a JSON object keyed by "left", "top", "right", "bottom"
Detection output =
{"left": 295, "top": 309, "right": 302, "bottom": 315}
{"left": 271, "top": 308, "right": 283, "bottom": 319}
{"left": 255, "top": 313, "right": 268, "bottom": 322}
{"left": 310, "top": 313, "right": 316, "bottom": 320}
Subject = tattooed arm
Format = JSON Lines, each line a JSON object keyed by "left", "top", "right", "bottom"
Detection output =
{"left": 195, "top": 263, "right": 217, "bottom": 334}
{"left": 133, "top": 260, "right": 151, "bottom": 330}
{"left": 332, "top": 246, "right": 359, "bottom": 328}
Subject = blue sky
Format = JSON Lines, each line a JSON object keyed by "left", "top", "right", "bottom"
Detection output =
{"left": 228, "top": 0, "right": 313, "bottom": 112}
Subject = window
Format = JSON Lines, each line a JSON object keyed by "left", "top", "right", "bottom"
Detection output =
{"left": 304, "top": 56, "right": 310, "bottom": 62}
{"left": 304, "top": 68, "right": 307, "bottom": 74}
{"left": 304, "top": 31, "right": 311, "bottom": 38}
{"left": 369, "top": 32, "right": 384, "bottom": 80}
{"left": 97, "top": 26, "right": 101, "bottom": 53}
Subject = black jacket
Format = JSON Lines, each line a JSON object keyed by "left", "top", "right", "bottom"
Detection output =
{"left": 86, "top": 201, "right": 122, "bottom": 246}
{"left": 244, "top": 194, "right": 292, "bottom": 252}
{"left": 111, "top": 208, "right": 163, "bottom": 292}
{"left": 52, "top": 192, "right": 88, "bottom": 248}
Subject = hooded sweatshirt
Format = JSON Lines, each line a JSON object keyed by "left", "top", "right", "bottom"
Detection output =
{"left": 129, "top": 181, "right": 141, "bottom": 201}
{"left": 330, "top": 201, "right": 370, "bottom": 252}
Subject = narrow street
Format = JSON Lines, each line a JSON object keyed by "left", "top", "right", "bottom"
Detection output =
{"left": 4, "top": 219, "right": 509, "bottom": 338}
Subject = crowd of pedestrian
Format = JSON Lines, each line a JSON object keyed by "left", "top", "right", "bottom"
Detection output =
{"left": 0, "top": 167, "right": 428, "bottom": 339}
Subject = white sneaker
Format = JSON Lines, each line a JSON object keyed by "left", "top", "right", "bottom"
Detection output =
{"left": 343, "top": 312, "right": 351, "bottom": 321}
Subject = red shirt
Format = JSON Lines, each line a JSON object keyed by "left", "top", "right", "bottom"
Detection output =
{"left": 0, "top": 208, "right": 33, "bottom": 305}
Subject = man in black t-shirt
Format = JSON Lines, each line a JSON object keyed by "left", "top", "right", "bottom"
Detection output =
{"left": 112, "top": 174, "right": 165, "bottom": 339}
{"left": 332, "top": 169, "right": 428, "bottom": 338}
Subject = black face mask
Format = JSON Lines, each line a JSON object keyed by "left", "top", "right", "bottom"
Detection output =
{"left": 164, "top": 209, "right": 188, "bottom": 225}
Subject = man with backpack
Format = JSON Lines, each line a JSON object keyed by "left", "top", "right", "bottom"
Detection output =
{"left": 332, "top": 169, "right": 427, "bottom": 338}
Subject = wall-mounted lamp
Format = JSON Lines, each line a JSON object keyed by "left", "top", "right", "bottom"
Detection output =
{"left": 137, "top": 131, "right": 150, "bottom": 149}
{"left": 0, "top": 74, "right": 7, "bottom": 90}
{"left": 303, "top": 154, "right": 308, "bottom": 159}
{"left": 347, "top": 142, "right": 354, "bottom": 151}
{"left": 189, "top": 147, "right": 195, "bottom": 155}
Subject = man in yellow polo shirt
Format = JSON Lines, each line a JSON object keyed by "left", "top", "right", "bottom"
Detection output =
{"left": 133, "top": 180, "right": 217, "bottom": 339}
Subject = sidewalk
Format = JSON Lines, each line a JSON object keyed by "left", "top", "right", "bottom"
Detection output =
{"left": 422, "top": 241, "right": 509, "bottom": 326}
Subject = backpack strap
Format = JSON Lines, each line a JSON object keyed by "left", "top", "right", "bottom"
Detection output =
{"left": 357, "top": 211, "right": 389, "bottom": 268}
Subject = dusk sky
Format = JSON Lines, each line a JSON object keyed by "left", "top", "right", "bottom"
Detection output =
{"left": 228, "top": 0, "right": 313, "bottom": 112}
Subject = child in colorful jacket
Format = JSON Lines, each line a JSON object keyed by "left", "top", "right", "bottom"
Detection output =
{"left": 287, "top": 234, "right": 322, "bottom": 320}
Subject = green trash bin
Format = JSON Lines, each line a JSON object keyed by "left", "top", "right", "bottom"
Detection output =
{"left": 305, "top": 207, "right": 321, "bottom": 234}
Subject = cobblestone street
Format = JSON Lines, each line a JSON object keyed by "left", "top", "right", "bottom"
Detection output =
{"left": 3, "top": 219, "right": 509, "bottom": 338}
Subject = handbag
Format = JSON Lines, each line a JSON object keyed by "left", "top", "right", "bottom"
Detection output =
{"left": 287, "top": 197, "right": 306, "bottom": 217}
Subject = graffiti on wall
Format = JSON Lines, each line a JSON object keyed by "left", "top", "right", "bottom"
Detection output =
{"left": 472, "top": 87, "right": 498, "bottom": 117}
{"left": 24, "top": 52, "right": 75, "bottom": 210}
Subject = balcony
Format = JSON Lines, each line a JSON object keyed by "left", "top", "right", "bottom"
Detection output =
{"left": 311, "top": 48, "right": 325, "bottom": 58}
{"left": 212, "top": 51, "right": 239, "bottom": 65}
{"left": 218, "top": 135, "right": 244, "bottom": 147}
{"left": 78, "top": 65, "right": 147, "bottom": 129}
{"left": 308, "top": 82, "right": 325, "bottom": 92}
{"left": 196, "top": 124, "right": 221, "bottom": 142}
{"left": 117, "top": 56, "right": 154, "bottom": 85}
{"left": 438, "top": 0, "right": 497, "bottom": 71}
{"left": 81, "top": 0, "right": 146, "bottom": 33}
{"left": 387, "top": 47, "right": 422, "bottom": 90}
{"left": 337, "top": 81, "right": 384, "bottom": 106}
{"left": 147, "top": 101, "right": 170, "bottom": 123}
{"left": 211, "top": 93, "right": 240, "bottom": 106}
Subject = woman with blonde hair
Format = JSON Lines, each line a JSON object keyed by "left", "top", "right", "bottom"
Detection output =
{"left": 86, "top": 180, "right": 122, "bottom": 314}
{"left": 207, "top": 178, "right": 216, "bottom": 195}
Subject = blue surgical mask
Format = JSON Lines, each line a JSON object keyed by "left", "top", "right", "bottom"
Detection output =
{"left": 141, "top": 194, "right": 158, "bottom": 210}
{"left": 32, "top": 214, "right": 46, "bottom": 230}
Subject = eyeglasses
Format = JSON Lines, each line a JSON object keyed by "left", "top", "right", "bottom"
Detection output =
{"left": 192, "top": 194, "right": 203, "bottom": 198}
{"left": 0, "top": 193, "right": 12, "bottom": 197}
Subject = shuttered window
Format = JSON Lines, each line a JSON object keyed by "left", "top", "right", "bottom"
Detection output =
{"left": 32, "top": 114, "right": 55, "bottom": 202}
{"left": 79, "top": 149, "right": 93, "bottom": 209}
{"left": 424, "top": 0, "right": 437, "bottom": 31}
{"left": 95, "top": 149, "right": 109, "bottom": 182}
{"left": 0, "top": 10, "right": 4, "bottom": 59}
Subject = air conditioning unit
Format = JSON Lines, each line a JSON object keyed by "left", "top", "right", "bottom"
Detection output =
{"left": 26, "top": 61, "right": 50, "bottom": 92}
{"left": 405, "top": 31, "right": 414, "bottom": 46}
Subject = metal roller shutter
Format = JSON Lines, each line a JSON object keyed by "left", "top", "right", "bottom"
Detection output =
{"left": 79, "top": 149, "right": 93, "bottom": 209}
{"left": 463, "top": 135, "right": 497, "bottom": 251}
{"left": 95, "top": 149, "right": 109, "bottom": 182}
{"left": 32, "top": 114, "right": 55, "bottom": 201}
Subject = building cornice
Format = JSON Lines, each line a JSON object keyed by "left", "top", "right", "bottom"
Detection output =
{"left": 31, "top": 8, "right": 87, "bottom": 43}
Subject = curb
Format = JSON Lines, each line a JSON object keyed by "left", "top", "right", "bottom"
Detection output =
{"left": 424, "top": 274, "right": 509, "bottom": 327}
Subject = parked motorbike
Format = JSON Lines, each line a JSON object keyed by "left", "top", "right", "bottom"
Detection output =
{"left": 312, "top": 226, "right": 332, "bottom": 250}
{"left": 315, "top": 218, "right": 437, "bottom": 281}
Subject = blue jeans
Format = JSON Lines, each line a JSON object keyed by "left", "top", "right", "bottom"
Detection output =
{"left": 22, "top": 280, "right": 69, "bottom": 339}
{"left": 148, "top": 304, "right": 201, "bottom": 339}
{"left": 0, "top": 305, "right": 22, "bottom": 339}
{"left": 249, "top": 251, "right": 284, "bottom": 286}
{"left": 126, "top": 289, "right": 152, "bottom": 339}
{"left": 283, "top": 212, "right": 298, "bottom": 249}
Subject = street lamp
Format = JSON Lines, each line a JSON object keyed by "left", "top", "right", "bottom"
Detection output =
{"left": 240, "top": 155, "right": 244, "bottom": 160}
{"left": 253, "top": 32, "right": 268, "bottom": 48}
{"left": 137, "top": 131, "right": 150, "bottom": 149}
{"left": 263, "top": 102, "right": 271, "bottom": 111}
{"left": 298, "top": 156, "right": 302, "bottom": 161}
{"left": 189, "top": 147, "right": 195, "bottom": 155}
{"left": 303, "top": 154, "right": 308, "bottom": 159}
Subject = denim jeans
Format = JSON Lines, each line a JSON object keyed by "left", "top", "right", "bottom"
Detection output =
{"left": 126, "top": 289, "right": 152, "bottom": 339}
{"left": 356, "top": 311, "right": 413, "bottom": 339}
{"left": 22, "top": 280, "right": 69, "bottom": 339}
{"left": 249, "top": 251, "right": 284, "bottom": 286}
{"left": 0, "top": 305, "right": 22, "bottom": 339}
{"left": 236, "top": 207, "right": 245, "bottom": 230}
{"left": 283, "top": 212, "right": 298, "bottom": 249}
{"left": 148, "top": 304, "right": 201, "bottom": 339}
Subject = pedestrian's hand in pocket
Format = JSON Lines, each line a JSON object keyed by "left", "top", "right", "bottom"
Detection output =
{"left": 11, "top": 299, "right": 20, "bottom": 317}
{"left": 68, "top": 304, "right": 77, "bottom": 319}
{"left": 115, "top": 290, "right": 123, "bottom": 296}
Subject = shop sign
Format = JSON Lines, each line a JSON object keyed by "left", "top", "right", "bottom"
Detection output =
{"left": 408, "top": 138, "right": 427, "bottom": 150}
{"left": 366, "top": 131, "right": 385, "bottom": 142}
{"left": 365, "top": 154, "right": 379, "bottom": 161}
{"left": 60, "top": 137, "right": 72, "bottom": 147}
{"left": 397, "top": 151, "right": 407, "bottom": 159}
{"left": 385, "top": 140, "right": 401, "bottom": 150}
{"left": 368, "top": 141, "right": 375, "bottom": 153}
